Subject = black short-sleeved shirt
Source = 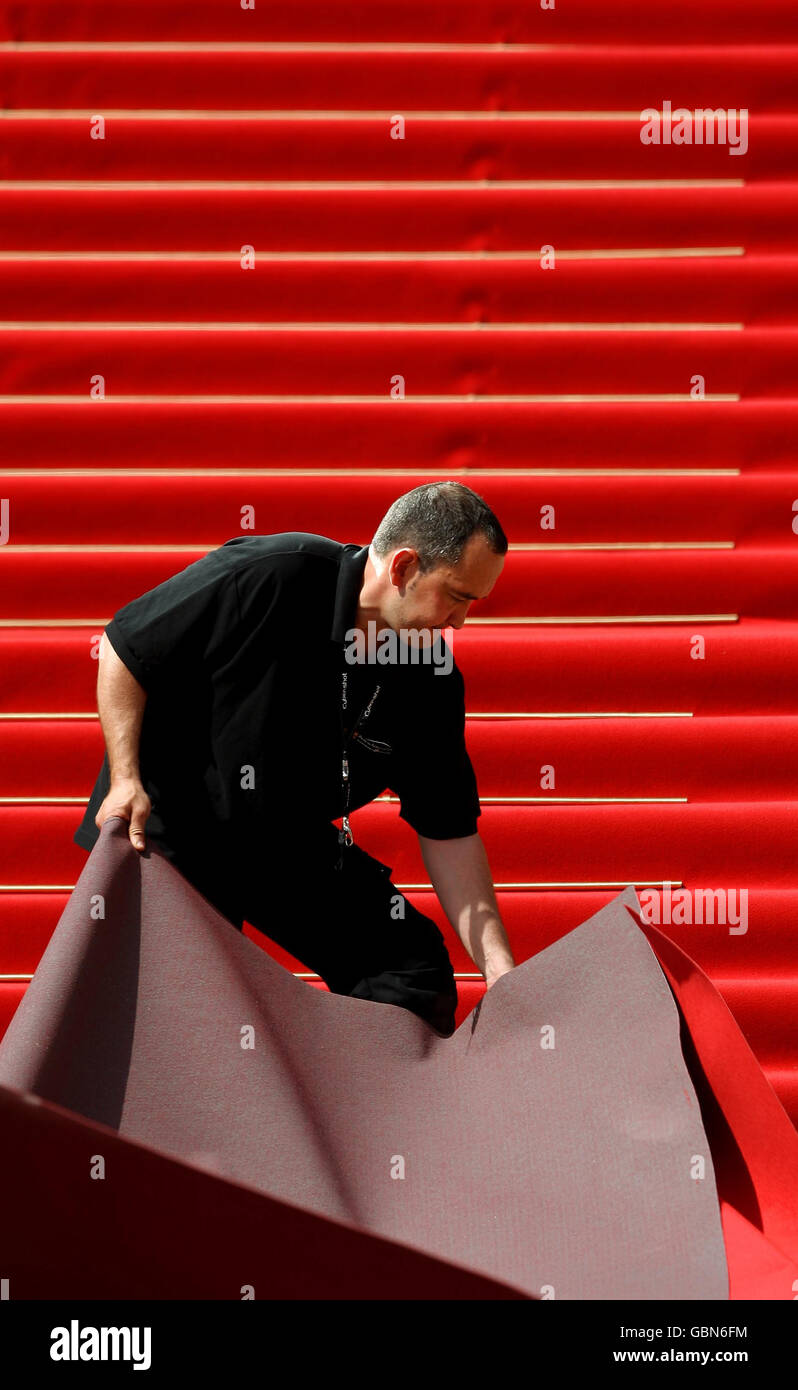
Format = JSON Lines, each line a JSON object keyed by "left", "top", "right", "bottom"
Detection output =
{"left": 74, "top": 533, "right": 481, "bottom": 870}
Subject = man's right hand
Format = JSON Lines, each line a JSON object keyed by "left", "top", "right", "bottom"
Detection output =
{"left": 95, "top": 778, "right": 152, "bottom": 851}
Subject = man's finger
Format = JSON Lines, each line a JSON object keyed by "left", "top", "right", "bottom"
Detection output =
{"left": 130, "top": 824, "right": 146, "bottom": 850}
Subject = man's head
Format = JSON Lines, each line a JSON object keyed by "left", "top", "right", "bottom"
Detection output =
{"left": 356, "top": 481, "right": 507, "bottom": 642}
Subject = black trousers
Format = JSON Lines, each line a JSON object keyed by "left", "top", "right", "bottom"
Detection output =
{"left": 146, "top": 826, "right": 460, "bottom": 1038}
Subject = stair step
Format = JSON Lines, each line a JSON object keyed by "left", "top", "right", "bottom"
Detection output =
{"left": 3, "top": 325, "right": 797, "bottom": 397}
{"left": 1, "top": 399, "right": 794, "bottom": 469}
{"left": 0, "top": 621, "right": 795, "bottom": 715}
{"left": 2, "top": 185, "right": 797, "bottom": 255}
{"left": 2, "top": 0, "right": 796, "bottom": 44}
{"left": 1, "top": 472, "right": 796, "bottom": 546}
{"left": 0, "top": 546, "right": 795, "bottom": 619}
{"left": 2, "top": 713, "right": 798, "bottom": 801}
{"left": 2, "top": 114, "right": 792, "bottom": 182}
{"left": 1, "top": 255, "right": 795, "bottom": 327}
{"left": 4, "top": 884, "right": 797, "bottom": 974}
{"left": 1, "top": 801, "right": 796, "bottom": 886}
{"left": 3, "top": 45, "right": 798, "bottom": 112}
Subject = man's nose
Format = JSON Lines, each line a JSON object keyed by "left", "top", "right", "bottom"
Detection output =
{"left": 447, "top": 608, "right": 469, "bottom": 629}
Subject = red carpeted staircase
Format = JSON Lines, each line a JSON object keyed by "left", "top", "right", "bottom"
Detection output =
{"left": 1, "top": 1, "right": 796, "bottom": 1143}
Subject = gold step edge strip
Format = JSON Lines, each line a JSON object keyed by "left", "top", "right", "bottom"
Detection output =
{"left": 0, "top": 248, "right": 748, "bottom": 260}
{"left": 0, "top": 542, "right": 738, "bottom": 552}
{"left": 467, "top": 614, "right": 740, "bottom": 624}
{"left": 0, "top": 39, "right": 711, "bottom": 49}
{"left": 0, "top": 110, "right": 778, "bottom": 121}
{"left": 384, "top": 795, "right": 690, "bottom": 803}
{"left": 1, "top": 37, "right": 789, "bottom": 50}
{"left": 0, "top": 468, "right": 746, "bottom": 478}
{"left": 0, "top": 321, "right": 746, "bottom": 331}
{"left": 14, "top": 971, "right": 795, "bottom": 986}
{"left": 0, "top": 879, "right": 685, "bottom": 895}
{"left": 0, "top": 796, "right": 690, "bottom": 805}
{"left": 511, "top": 542, "right": 736, "bottom": 550}
{"left": 0, "top": 178, "right": 747, "bottom": 189}
{"left": 467, "top": 712, "right": 697, "bottom": 718}
{"left": 0, "top": 393, "right": 744, "bottom": 402}
{"left": 0, "top": 39, "right": 685, "bottom": 49}
{"left": 0, "top": 615, "right": 742, "bottom": 626}
{"left": 0, "top": 711, "right": 697, "bottom": 720}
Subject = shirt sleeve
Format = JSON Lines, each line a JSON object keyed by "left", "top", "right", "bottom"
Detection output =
{"left": 104, "top": 548, "right": 242, "bottom": 696}
{"left": 390, "top": 659, "right": 482, "bottom": 840}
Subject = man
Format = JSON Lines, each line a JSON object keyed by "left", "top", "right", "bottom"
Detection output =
{"left": 74, "top": 481, "right": 516, "bottom": 1036}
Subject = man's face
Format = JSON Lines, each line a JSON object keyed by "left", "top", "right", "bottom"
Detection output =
{"left": 382, "top": 533, "right": 505, "bottom": 642}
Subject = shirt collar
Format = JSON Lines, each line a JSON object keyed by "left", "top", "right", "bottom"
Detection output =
{"left": 330, "top": 543, "right": 370, "bottom": 646}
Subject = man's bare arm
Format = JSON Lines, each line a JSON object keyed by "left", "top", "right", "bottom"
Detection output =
{"left": 93, "top": 632, "right": 152, "bottom": 850}
{"left": 417, "top": 831, "right": 515, "bottom": 987}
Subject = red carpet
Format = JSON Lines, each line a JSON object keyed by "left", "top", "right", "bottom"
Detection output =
{"left": 0, "top": 0, "right": 795, "bottom": 1300}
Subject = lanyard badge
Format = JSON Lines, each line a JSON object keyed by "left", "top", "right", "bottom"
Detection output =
{"left": 335, "top": 667, "right": 392, "bottom": 870}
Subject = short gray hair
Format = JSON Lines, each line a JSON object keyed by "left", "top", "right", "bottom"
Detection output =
{"left": 371, "top": 482, "right": 508, "bottom": 575}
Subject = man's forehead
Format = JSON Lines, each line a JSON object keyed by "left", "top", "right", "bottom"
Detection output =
{"left": 449, "top": 537, "right": 503, "bottom": 577}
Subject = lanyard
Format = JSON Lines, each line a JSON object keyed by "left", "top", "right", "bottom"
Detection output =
{"left": 335, "top": 666, "right": 384, "bottom": 871}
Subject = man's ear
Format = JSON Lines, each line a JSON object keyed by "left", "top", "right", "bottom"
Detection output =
{"left": 388, "top": 547, "right": 419, "bottom": 590}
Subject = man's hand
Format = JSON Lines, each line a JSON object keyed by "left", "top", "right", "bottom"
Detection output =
{"left": 485, "top": 963, "right": 515, "bottom": 990}
{"left": 95, "top": 777, "right": 152, "bottom": 851}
